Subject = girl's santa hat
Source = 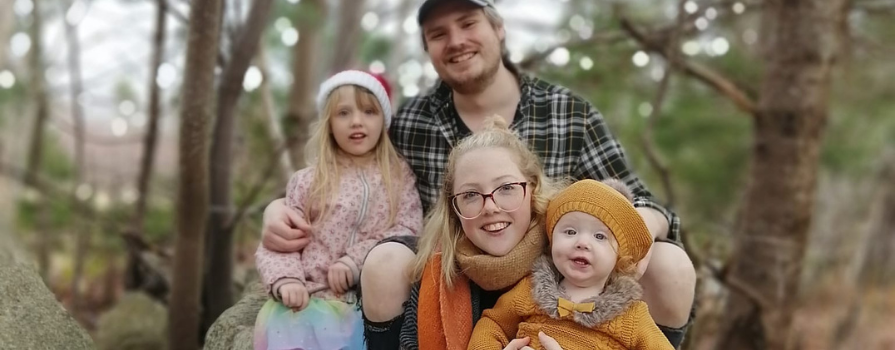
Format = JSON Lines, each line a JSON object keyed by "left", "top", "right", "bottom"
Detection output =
{"left": 316, "top": 70, "right": 394, "bottom": 128}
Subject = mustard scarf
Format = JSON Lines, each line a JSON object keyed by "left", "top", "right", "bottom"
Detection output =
{"left": 418, "top": 226, "right": 546, "bottom": 350}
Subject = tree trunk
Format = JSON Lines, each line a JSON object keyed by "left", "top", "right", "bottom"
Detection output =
{"left": 25, "top": 0, "right": 51, "bottom": 280}
{"left": 62, "top": 2, "right": 86, "bottom": 183}
{"left": 0, "top": 0, "right": 13, "bottom": 70}
{"left": 70, "top": 217, "right": 92, "bottom": 320}
{"left": 284, "top": 0, "right": 326, "bottom": 169}
{"left": 167, "top": 0, "right": 221, "bottom": 347}
{"left": 133, "top": 0, "right": 168, "bottom": 241}
{"left": 202, "top": 0, "right": 274, "bottom": 337}
{"left": 257, "top": 42, "right": 293, "bottom": 180}
{"left": 126, "top": 0, "right": 168, "bottom": 292}
{"left": 63, "top": 0, "right": 88, "bottom": 315}
{"left": 385, "top": 0, "right": 417, "bottom": 85}
{"left": 329, "top": 0, "right": 366, "bottom": 73}
{"left": 717, "top": 1, "right": 850, "bottom": 349}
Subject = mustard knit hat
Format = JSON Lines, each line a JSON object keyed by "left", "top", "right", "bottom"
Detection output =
{"left": 546, "top": 179, "right": 652, "bottom": 266}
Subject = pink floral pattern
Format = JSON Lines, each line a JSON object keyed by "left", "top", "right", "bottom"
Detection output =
{"left": 255, "top": 160, "right": 423, "bottom": 302}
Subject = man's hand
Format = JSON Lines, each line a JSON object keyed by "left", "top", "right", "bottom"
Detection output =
{"left": 261, "top": 198, "right": 313, "bottom": 253}
{"left": 328, "top": 261, "right": 355, "bottom": 294}
{"left": 279, "top": 282, "right": 310, "bottom": 311}
{"left": 635, "top": 245, "right": 654, "bottom": 280}
{"left": 634, "top": 207, "right": 667, "bottom": 279}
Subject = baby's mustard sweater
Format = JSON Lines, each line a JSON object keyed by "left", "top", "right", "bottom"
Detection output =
{"left": 468, "top": 256, "right": 673, "bottom": 350}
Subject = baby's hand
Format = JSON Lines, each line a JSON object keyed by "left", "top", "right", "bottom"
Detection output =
{"left": 328, "top": 261, "right": 355, "bottom": 294}
{"left": 278, "top": 282, "right": 309, "bottom": 311}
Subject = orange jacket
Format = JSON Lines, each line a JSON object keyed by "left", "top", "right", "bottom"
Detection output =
{"left": 468, "top": 256, "right": 673, "bottom": 350}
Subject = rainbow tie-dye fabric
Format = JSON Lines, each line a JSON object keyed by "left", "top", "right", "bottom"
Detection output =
{"left": 253, "top": 297, "right": 364, "bottom": 350}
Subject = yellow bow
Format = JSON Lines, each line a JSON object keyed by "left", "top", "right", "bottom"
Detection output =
{"left": 557, "top": 298, "right": 595, "bottom": 317}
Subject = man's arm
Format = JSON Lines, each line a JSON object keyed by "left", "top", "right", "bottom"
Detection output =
{"left": 574, "top": 103, "right": 681, "bottom": 244}
{"left": 260, "top": 170, "right": 314, "bottom": 252}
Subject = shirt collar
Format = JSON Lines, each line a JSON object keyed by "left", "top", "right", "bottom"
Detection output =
{"left": 427, "top": 73, "right": 535, "bottom": 115}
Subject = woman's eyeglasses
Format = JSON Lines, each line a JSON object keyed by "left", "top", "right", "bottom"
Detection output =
{"left": 450, "top": 182, "right": 528, "bottom": 220}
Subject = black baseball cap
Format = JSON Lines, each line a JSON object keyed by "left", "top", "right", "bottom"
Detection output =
{"left": 417, "top": 0, "right": 496, "bottom": 26}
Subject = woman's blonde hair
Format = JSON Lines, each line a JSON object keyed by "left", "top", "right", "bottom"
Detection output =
{"left": 409, "top": 116, "right": 566, "bottom": 287}
{"left": 303, "top": 85, "right": 403, "bottom": 227}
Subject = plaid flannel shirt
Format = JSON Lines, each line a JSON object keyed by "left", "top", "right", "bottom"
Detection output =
{"left": 388, "top": 74, "right": 681, "bottom": 244}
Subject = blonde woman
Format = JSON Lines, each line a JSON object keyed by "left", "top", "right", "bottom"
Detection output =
{"left": 408, "top": 116, "right": 564, "bottom": 349}
{"left": 252, "top": 70, "right": 422, "bottom": 350}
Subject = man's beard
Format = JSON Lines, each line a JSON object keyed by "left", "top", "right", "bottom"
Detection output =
{"left": 444, "top": 52, "right": 501, "bottom": 95}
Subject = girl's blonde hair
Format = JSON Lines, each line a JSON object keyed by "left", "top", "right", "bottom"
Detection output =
{"left": 304, "top": 85, "right": 403, "bottom": 227}
{"left": 409, "top": 116, "right": 566, "bottom": 287}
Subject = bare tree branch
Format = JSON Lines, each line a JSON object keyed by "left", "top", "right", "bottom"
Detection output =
{"left": 518, "top": 32, "right": 628, "bottom": 70}
{"left": 725, "top": 273, "right": 775, "bottom": 311}
{"left": 854, "top": 0, "right": 895, "bottom": 12}
{"left": 48, "top": 114, "right": 146, "bottom": 146}
{"left": 620, "top": 18, "right": 758, "bottom": 114}
{"left": 330, "top": 0, "right": 367, "bottom": 73}
{"left": 638, "top": 0, "right": 689, "bottom": 210}
{"left": 162, "top": 0, "right": 189, "bottom": 23}
{"left": 257, "top": 42, "right": 293, "bottom": 181}
{"left": 385, "top": 0, "right": 418, "bottom": 84}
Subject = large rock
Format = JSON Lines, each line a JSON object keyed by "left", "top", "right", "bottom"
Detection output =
{"left": 96, "top": 292, "right": 168, "bottom": 350}
{"left": 203, "top": 281, "right": 267, "bottom": 350}
{"left": 0, "top": 234, "right": 95, "bottom": 349}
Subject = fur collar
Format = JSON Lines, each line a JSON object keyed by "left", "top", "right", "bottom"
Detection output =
{"left": 530, "top": 255, "right": 642, "bottom": 328}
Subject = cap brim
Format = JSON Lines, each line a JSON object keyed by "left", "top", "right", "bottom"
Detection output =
{"left": 417, "top": 0, "right": 492, "bottom": 26}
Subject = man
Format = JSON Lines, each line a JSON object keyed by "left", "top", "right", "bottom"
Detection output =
{"left": 260, "top": 0, "right": 695, "bottom": 348}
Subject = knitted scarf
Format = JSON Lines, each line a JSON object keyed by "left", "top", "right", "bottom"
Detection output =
{"left": 418, "top": 227, "right": 546, "bottom": 350}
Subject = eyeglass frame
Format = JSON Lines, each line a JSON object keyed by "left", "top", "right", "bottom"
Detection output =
{"left": 449, "top": 182, "right": 529, "bottom": 220}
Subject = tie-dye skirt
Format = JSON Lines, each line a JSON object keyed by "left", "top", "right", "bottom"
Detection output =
{"left": 253, "top": 298, "right": 364, "bottom": 350}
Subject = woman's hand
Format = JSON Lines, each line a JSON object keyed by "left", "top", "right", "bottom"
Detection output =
{"left": 503, "top": 332, "right": 564, "bottom": 350}
{"left": 502, "top": 337, "right": 531, "bottom": 350}
{"left": 261, "top": 198, "right": 312, "bottom": 253}
{"left": 279, "top": 282, "right": 310, "bottom": 311}
{"left": 537, "top": 332, "right": 564, "bottom": 350}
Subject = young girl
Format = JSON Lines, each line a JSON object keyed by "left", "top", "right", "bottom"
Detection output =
{"left": 252, "top": 70, "right": 423, "bottom": 350}
{"left": 468, "top": 179, "right": 672, "bottom": 350}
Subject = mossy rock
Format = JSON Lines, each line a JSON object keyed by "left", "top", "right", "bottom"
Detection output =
{"left": 96, "top": 292, "right": 168, "bottom": 350}
{"left": 0, "top": 234, "right": 95, "bottom": 349}
{"left": 203, "top": 281, "right": 267, "bottom": 350}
